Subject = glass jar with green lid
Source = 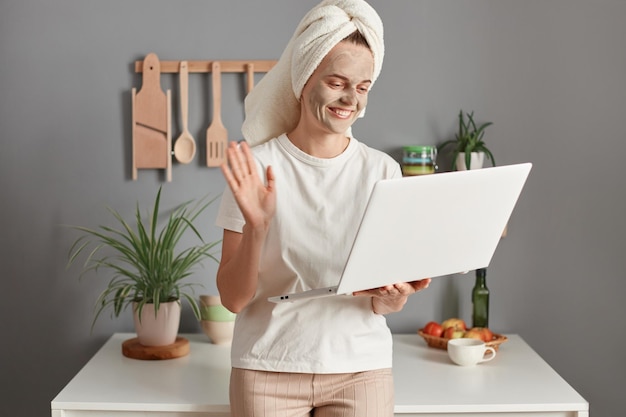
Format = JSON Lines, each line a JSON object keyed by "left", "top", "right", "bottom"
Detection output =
{"left": 402, "top": 145, "right": 437, "bottom": 176}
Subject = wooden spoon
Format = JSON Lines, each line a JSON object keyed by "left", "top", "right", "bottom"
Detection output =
{"left": 206, "top": 61, "right": 228, "bottom": 167}
{"left": 173, "top": 61, "right": 196, "bottom": 164}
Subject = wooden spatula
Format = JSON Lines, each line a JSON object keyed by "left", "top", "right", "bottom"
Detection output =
{"left": 206, "top": 61, "right": 228, "bottom": 167}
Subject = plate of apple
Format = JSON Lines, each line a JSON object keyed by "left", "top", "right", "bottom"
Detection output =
{"left": 418, "top": 318, "right": 507, "bottom": 351}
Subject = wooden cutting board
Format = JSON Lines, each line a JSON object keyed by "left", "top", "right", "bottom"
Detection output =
{"left": 132, "top": 52, "right": 172, "bottom": 181}
{"left": 121, "top": 337, "right": 189, "bottom": 360}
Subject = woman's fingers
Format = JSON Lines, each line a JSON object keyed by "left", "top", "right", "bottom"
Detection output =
{"left": 265, "top": 165, "right": 275, "bottom": 192}
{"left": 240, "top": 141, "right": 259, "bottom": 178}
{"left": 221, "top": 141, "right": 255, "bottom": 190}
{"left": 228, "top": 142, "right": 246, "bottom": 179}
{"left": 220, "top": 148, "right": 238, "bottom": 189}
{"left": 353, "top": 279, "right": 431, "bottom": 298}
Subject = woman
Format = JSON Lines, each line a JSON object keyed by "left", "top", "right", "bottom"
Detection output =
{"left": 215, "top": 1, "right": 430, "bottom": 415}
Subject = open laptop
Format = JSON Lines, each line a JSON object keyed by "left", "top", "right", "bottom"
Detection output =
{"left": 268, "top": 163, "right": 532, "bottom": 303}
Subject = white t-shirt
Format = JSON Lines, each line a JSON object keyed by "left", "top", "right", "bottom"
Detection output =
{"left": 215, "top": 134, "right": 402, "bottom": 373}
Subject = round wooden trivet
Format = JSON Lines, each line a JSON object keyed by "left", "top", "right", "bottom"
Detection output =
{"left": 121, "top": 336, "right": 190, "bottom": 360}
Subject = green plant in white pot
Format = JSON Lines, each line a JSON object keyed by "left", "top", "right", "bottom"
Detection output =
{"left": 67, "top": 187, "right": 220, "bottom": 346}
{"left": 438, "top": 110, "right": 495, "bottom": 170}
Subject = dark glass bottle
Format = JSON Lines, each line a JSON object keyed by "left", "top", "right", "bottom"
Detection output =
{"left": 472, "top": 268, "right": 490, "bottom": 328}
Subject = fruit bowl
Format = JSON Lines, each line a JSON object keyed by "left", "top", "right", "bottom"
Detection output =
{"left": 417, "top": 329, "right": 508, "bottom": 351}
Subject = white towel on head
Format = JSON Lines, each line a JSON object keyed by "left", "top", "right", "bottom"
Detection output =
{"left": 242, "top": 0, "right": 384, "bottom": 147}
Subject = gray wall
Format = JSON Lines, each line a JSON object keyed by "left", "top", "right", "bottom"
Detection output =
{"left": 1, "top": 1, "right": 624, "bottom": 416}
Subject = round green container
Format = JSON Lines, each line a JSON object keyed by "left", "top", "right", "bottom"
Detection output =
{"left": 401, "top": 145, "right": 437, "bottom": 176}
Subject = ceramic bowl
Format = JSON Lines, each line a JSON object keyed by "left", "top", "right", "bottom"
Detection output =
{"left": 201, "top": 320, "right": 235, "bottom": 345}
{"left": 199, "top": 295, "right": 237, "bottom": 322}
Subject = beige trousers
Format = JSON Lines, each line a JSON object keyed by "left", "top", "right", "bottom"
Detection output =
{"left": 229, "top": 367, "right": 394, "bottom": 417}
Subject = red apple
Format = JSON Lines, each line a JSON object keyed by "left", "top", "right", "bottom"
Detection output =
{"left": 466, "top": 327, "right": 494, "bottom": 342}
{"left": 463, "top": 328, "right": 484, "bottom": 340}
{"left": 441, "top": 318, "right": 467, "bottom": 331}
{"left": 423, "top": 321, "right": 444, "bottom": 337}
{"left": 480, "top": 327, "right": 494, "bottom": 342}
{"left": 443, "top": 327, "right": 465, "bottom": 339}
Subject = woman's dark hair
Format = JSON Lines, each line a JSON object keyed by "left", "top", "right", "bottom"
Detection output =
{"left": 342, "top": 31, "right": 371, "bottom": 50}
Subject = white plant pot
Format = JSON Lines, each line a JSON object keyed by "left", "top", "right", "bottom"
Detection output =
{"left": 456, "top": 152, "right": 485, "bottom": 170}
{"left": 133, "top": 301, "right": 181, "bottom": 346}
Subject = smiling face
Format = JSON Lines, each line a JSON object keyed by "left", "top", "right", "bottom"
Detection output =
{"left": 298, "top": 41, "right": 374, "bottom": 137}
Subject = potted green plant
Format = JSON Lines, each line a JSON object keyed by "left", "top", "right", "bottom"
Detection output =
{"left": 67, "top": 187, "right": 221, "bottom": 346}
{"left": 438, "top": 110, "right": 496, "bottom": 170}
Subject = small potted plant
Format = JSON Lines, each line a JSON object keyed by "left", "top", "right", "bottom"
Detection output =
{"left": 438, "top": 110, "right": 495, "bottom": 170}
{"left": 67, "top": 187, "right": 220, "bottom": 346}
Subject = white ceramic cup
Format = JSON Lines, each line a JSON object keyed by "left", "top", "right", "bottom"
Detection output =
{"left": 447, "top": 338, "right": 497, "bottom": 366}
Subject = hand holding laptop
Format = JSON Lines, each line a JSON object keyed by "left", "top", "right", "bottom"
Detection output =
{"left": 353, "top": 278, "right": 432, "bottom": 314}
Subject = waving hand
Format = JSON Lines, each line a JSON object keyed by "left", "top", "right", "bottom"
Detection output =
{"left": 220, "top": 141, "right": 276, "bottom": 231}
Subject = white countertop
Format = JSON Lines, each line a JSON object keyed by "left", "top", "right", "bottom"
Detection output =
{"left": 392, "top": 334, "right": 587, "bottom": 414}
{"left": 51, "top": 333, "right": 588, "bottom": 416}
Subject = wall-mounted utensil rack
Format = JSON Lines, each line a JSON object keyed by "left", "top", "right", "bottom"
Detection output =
{"left": 131, "top": 55, "right": 276, "bottom": 181}
{"left": 134, "top": 60, "right": 277, "bottom": 74}
{"left": 135, "top": 60, "right": 276, "bottom": 96}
